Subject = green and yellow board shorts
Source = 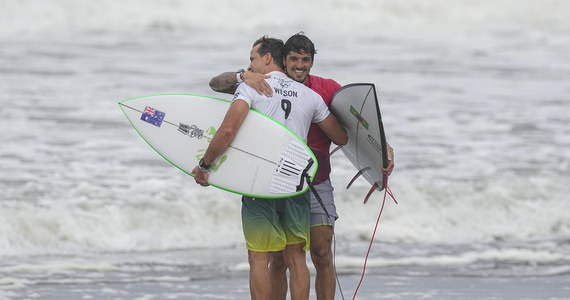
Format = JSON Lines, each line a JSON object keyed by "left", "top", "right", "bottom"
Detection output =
{"left": 241, "top": 192, "right": 310, "bottom": 252}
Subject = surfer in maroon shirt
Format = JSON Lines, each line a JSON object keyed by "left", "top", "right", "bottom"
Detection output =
{"left": 209, "top": 33, "right": 394, "bottom": 300}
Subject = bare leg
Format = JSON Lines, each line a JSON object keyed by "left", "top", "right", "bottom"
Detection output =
{"left": 248, "top": 250, "right": 272, "bottom": 300}
{"left": 283, "top": 243, "right": 310, "bottom": 300}
{"left": 310, "top": 225, "right": 335, "bottom": 300}
{"left": 270, "top": 251, "right": 288, "bottom": 300}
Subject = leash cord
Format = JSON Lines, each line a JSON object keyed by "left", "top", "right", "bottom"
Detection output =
{"left": 352, "top": 176, "right": 397, "bottom": 299}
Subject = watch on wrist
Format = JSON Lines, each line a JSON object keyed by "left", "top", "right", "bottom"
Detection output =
{"left": 198, "top": 158, "right": 210, "bottom": 170}
{"left": 236, "top": 69, "right": 245, "bottom": 84}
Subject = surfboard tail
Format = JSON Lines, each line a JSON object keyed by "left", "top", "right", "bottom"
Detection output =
{"left": 347, "top": 170, "right": 397, "bottom": 204}
{"left": 270, "top": 140, "right": 316, "bottom": 195}
{"left": 363, "top": 175, "right": 398, "bottom": 204}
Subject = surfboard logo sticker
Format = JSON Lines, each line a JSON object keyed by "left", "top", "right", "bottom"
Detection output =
{"left": 367, "top": 134, "right": 383, "bottom": 155}
{"left": 178, "top": 123, "right": 204, "bottom": 139}
{"left": 349, "top": 106, "right": 369, "bottom": 130}
{"left": 141, "top": 106, "right": 165, "bottom": 127}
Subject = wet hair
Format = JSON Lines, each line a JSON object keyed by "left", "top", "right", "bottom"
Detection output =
{"left": 283, "top": 32, "right": 317, "bottom": 61}
{"left": 253, "top": 35, "right": 285, "bottom": 69}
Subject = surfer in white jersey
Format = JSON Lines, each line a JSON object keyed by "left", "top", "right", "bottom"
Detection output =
{"left": 192, "top": 36, "right": 347, "bottom": 300}
{"left": 234, "top": 70, "right": 328, "bottom": 141}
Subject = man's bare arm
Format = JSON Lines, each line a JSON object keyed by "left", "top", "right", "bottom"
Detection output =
{"left": 209, "top": 72, "right": 238, "bottom": 94}
{"left": 209, "top": 70, "right": 272, "bottom": 96}
{"left": 191, "top": 100, "right": 250, "bottom": 186}
{"left": 316, "top": 114, "right": 348, "bottom": 146}
{"left": 201, "top": 100, "right": 249, "bottom": 165}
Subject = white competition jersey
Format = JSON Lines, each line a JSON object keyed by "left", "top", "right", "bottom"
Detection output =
{"left": 233, "top": 71, "right": 330, "bottom": 142}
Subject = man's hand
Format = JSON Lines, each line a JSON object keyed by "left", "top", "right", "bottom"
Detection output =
{"left": 243, "top": 71, "right": 272, "bottom": 97}
{"left": 191, "top": 166, "right": 210, "bottom": 186}
{"left": 381, "top": 145, "right": 395, "bottom": 176}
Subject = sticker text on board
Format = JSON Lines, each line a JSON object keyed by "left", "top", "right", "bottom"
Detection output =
{"left": 178, "top": 123, "right": 204, "bottom": 139}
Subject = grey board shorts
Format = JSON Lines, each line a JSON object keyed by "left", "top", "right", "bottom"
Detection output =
{"left": 309, "top": 180, "right": 338, "bottom": 227}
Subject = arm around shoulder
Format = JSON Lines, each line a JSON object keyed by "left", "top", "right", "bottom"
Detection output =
{"left": 209, "top": 70, "right": 272, "bottom": 97}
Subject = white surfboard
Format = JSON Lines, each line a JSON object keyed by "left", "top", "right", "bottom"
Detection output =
{"left": 119, "top": 94, "right": 318, "bottom": 198}
{"left": 330, "top": 84, "right": 389, "bottom": 202}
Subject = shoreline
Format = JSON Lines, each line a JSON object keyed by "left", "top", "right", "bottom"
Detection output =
{"left": 2, "top": 258, "right": 569, "bottom": 300}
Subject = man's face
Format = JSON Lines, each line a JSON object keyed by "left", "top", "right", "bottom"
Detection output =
{"left": 283, "top": 50, "right": 313, "bottom": 83}
{"left": 248, "top": 44, "right": 265, "bottom": 73}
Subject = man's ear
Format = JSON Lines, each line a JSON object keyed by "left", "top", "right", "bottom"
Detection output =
{"left": 264, "top": 53, "right": 272, "bottom": 65}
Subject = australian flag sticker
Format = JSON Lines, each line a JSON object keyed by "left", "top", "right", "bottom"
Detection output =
{"left": 141, "top": 106, "right": 165, "bottom": 127}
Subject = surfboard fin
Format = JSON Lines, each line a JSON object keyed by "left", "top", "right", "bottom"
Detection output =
{"left": 330, "top": 145, "right": 342, "bottom": 156}
{"left": 364, "top": 175, "right": 397, "bottom": 205}
{"left": 346, "top": 167, "right": 371, "bottom": 189}
{"left": 363, "top": 183, "right": 379, "bottom": 204}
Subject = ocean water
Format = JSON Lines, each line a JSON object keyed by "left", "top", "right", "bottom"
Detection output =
{"left": 1, "top": 0, "right": 570, "bottom": 299}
